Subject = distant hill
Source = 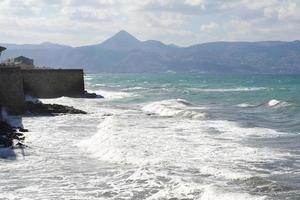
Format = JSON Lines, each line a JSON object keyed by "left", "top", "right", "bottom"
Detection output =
{"left": 1, "top": 31, "right": 300, "bottom": 74}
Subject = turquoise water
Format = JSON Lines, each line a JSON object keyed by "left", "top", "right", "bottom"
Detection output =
{"left": 89, "top": 73, "right": 300, "bottom": 131}
{"left": 86, "top": 73, "right": 300, "bottom": 199}
{"left": 1, "top": 73, "right": 299, "bottom": 199}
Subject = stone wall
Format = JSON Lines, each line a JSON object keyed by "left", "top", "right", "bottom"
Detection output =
{"left": 22, "top": 69, "right": 85, "bottom": 98}
{"left": 0, "top": 68, "right": 84, "bottom": 114}
{"left": 0, "top": 67, "right": 26, "bottom": 114}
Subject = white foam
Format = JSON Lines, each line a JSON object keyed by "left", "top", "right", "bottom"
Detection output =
{"left": 147, "top": 184, "right": 266, "bottom": 200}
{"left": 142, "top": 99, "right": 206, "bottom": 119}
{"left": 91, "top": 89, "right": 135, "bottom": 100}
{"left": 190, "top": 87, "right": 266, "bottom": 92}
{"left": 121, "top": 86, "right": 145, "bottom": 91}
{"left": 80, "top": 112, "right": 288, "bottom": 182}
{"left": 237, "top": 103, "right": 256, "bottom": 108}
{"left": 209, "top": 120, "right": 286, "bottom": 139}
{"left": 200, "top": 185, "right": 266, "bottom": 200}
{"left": 267, "top": 99, "right": 290, "bottom": 108}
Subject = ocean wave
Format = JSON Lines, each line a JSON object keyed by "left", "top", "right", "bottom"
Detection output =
{"left": 190, "top": 87, "right": 267, "bottom": 92}
{"left": 79, "top": 111, "right": 289, "bottom": 187}
{"left": 237, "top": 99, "right": 293, "bottom": 109}
{"left": 237, "top": 103, "right": 258, "bottom": 108}
{"left": 142, "top": 99, "right": 206, "bottom": 119}
{"left": 267, "top": 99, "right": 291, "bottom": 108}
{"left": 84, "top": 77, "right": 93, "bottom": 81}
{"left": 200, "top": 185, "right": 266, "bottom": 200}
{"left": 121, "top": 86, "right": 145, "bottom": 91}
{"left": 79, "top": 116, "right": 129, "bottom": 163}
{"left": 90, "top": 89, "right": 135, "bottom": 100}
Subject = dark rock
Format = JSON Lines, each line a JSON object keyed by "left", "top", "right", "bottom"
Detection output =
{"left": 19, "top": 128, "right": 29, "bottom": 132}
{"left": 83, "top": 90, "right": 104, "bottom": 99}
{"left": 0, "top": 121, "right": 26, "bottom": 148}
{"left": 26, "top": 101, "right": 87, "bottom": 115}
{"left": 15, "top": 142, "right": 26, "bottom": 148}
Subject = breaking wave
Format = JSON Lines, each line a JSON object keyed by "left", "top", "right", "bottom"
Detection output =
{"left": 237, "top": 99, "right": 293, "bottom": 109}
{"left": 190, "top": 87, "right": 266, "bottom": 92}
{"left": 237, "top": 103, "right": 259, "bottom": 108}
{"left": 267, "top": 99, "right": 291, "bottom": 108}
{"left": 142, "top": 99, "right": 206, "bottom": 119}
{"left": 91, "top": 89, "right": 135, "bottom": 100}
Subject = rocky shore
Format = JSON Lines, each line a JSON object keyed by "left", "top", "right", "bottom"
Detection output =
{"left": 26, "top": 101, "right": 87, "bottom": 115}
{"left": 0, "top": 95, "right": 94, "bottom": 151}
{"left": 0, "top": 121, "right": 27, "bottom": 148}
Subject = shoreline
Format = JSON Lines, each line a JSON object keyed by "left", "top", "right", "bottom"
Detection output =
{"left": 0, "top": 93, "right": 101, "bottom": 155}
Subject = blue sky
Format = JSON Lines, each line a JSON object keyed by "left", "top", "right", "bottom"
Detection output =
{"left": 0, "top": 0, "right": 299, "bottom": 46}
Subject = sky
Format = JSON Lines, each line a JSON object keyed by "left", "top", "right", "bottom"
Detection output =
{"left": 0, "top": 0, "right": 299, "bottom": 47}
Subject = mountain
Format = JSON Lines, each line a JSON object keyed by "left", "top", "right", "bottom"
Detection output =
{"left": 98, "top": 30, "right": 141, "bottom": 50}
{"left": 1, "top": 31, "right": 300, "bottom": 74}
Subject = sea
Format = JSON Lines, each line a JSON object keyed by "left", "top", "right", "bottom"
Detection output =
{"left": 0, "top": 73, "right": 300, "bottom": 200}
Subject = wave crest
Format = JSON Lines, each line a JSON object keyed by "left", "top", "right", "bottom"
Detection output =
{"left": 267, "top": 99, "right": 291, "bottom": 108}
{"left": 142, "top": 99, "right": 206, "bottom": 119}
{"left": 190, "top": 87, "right": 266, "bottom": 92}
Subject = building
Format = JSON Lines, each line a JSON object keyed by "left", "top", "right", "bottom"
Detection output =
{"left": 3, "top": 56, "right": 35, "bottom": 69}
{"left": 0, "top": 46, "right": 35, "bottom": 69}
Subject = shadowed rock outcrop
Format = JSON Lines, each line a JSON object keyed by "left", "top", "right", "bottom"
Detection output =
{"left": 0, "top": 121, "right": 25, "bottom": 148}
{"left": 26, "top": 101, "right": 87, "bottom": 115}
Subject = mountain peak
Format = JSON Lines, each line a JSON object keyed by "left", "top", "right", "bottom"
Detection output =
{"left": 115, "top": 30, "right": 133, "bottom": 37}
{"left": 100, "top": 30, "right": 140, "bottom": 50}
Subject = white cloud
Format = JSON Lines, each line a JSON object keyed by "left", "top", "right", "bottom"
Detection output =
{"left": 0, "top": 0, "right": 299, "bottom": 46}
{"left": 200, "top": 22, "right": 218, "bottom": 31}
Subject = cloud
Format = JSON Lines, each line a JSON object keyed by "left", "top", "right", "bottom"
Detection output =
{"left": 0, "top": 0, "right": 299, "bottom": 46}
{"left": 200, "top": 22, "right": 218, "bottom": 31}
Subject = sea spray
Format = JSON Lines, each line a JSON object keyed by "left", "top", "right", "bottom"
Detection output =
{"left": 142, "top": 99, "right": 207, "bottom": 119}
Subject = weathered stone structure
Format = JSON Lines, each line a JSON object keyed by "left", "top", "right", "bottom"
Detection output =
{"left": 0, "top": 67, "right": 26, "bottom": 114}
{"left": 0, "top": 67, "right": 85, "bottom": 114}
{"left": 22, "top": 69, "right": 84, "bottom": 98}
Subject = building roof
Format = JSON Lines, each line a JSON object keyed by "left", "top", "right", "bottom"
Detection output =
{"left": 0, "top": 46, "right": 6, "bottom": 52}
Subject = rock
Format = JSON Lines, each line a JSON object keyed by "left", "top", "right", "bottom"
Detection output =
{"left": 0, "top": 121, "right": 26, "bottom": 148}
{"left": 83, "top": 90, "right": 104, "bottom": 99}
{"left": 19, "top": 128, "right": 29, "bottom": 132}
{"left": 26, "top": 101, "right": 87, "bottom": 115}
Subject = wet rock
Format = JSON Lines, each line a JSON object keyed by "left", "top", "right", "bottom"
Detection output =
{"left": 83, "top": 90, "right": 104, "bottom": 99}
{"left": 26, "top": 101, "right": 87, "bottom": 115}
{"left": 19, "top": 128, "right": 29, "bottom": 132}
{"left": 0, "top": 121, "right": 26, "bottom": 148}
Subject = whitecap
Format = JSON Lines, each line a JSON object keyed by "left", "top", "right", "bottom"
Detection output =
{"left": 267, "top": 99, "right": 291, "bottom": 108}
{"left": 90, "top": 88, "right": 135, "bottom": 100}
{"left": 190, "top": 87, "right": 266, "bottom": 92}
{"left": 142, "top": 99, "right": 206, "bottom": 119}
{"left": 200, "top": 185, "right": 266, "bottom": 200}
{"left": 237, "top": 103, "right": 256, "bottom": 108}
{"left": 121, "top": 86, "right": 145, "bottom": 91}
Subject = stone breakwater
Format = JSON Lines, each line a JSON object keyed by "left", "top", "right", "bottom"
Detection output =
{"left": 0, "top": 67, "right": 85, "bottom": 115}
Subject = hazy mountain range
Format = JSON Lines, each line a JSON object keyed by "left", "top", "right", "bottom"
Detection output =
{"left": 1, "top": 30, "right": 300, "bottom": 74}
